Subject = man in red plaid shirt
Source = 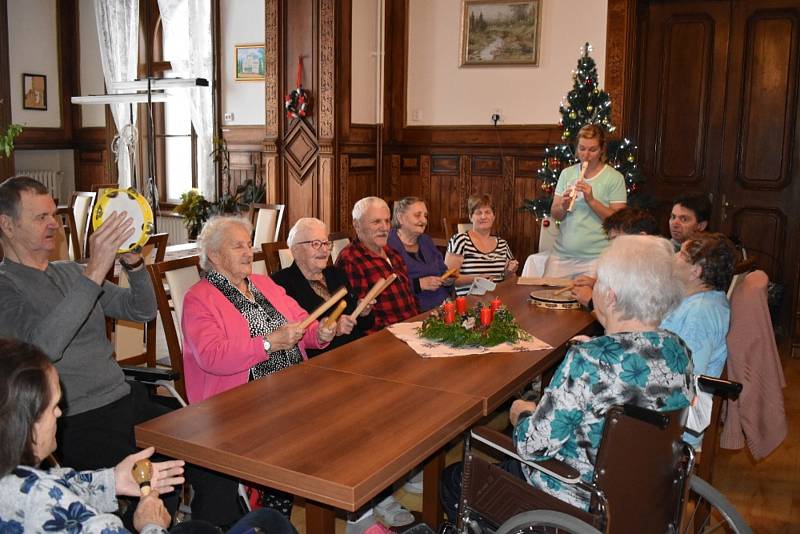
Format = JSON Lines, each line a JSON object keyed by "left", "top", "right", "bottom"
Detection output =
{"left": 336, "top": 197, "right": 419, "bottom": 333}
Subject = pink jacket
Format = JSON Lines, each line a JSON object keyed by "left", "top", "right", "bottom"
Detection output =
{"left": 720, "top": 270, "right": 787, "bottom": 460}
{"left": 181, "top": 274, "right": 327, "bottom": 404}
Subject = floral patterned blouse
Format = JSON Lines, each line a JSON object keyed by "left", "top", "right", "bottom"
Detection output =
{"left": 513, "top": 330, "right": 695, "bottom": 510}
{"left": 0, "top": 465, "right": 165, "bottom": 534}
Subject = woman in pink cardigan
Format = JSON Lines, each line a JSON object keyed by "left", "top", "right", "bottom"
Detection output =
{"left": 181, "top": 216, "right": 336, "bottom": 518}
{"left": 182, "top": 216, "right": 336, "bottom": 406}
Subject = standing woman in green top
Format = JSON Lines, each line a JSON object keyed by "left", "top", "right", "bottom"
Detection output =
{"left": 544, "top": 124, "right": 627, "bottom": 279}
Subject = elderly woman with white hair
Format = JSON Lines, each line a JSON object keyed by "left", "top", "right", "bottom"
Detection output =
{"left": 441, "top": 235, "right": 695, "bottom": 520}
{"left": 271, "top": 217, "right": 373, "bottom": 358}
{"left": 181, "top": 216, "right": 336, "bottom": 517}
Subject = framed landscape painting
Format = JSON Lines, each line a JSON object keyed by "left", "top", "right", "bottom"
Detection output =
{"left": 235, "top": 44, "right": 266, "bottom": 81}
{"left": 461, "top": 0, "right": 541, "bottom": 67}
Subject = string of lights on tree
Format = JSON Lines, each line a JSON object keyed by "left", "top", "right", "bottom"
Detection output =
{"left": 522, "top": 43, "right": 644, "bottom": 219}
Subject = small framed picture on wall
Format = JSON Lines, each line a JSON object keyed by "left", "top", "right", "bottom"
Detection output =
{"left": 235, "top": 44, "right": 266, "bottom": 81}
{"left": 22, "top": 73, "right": 47, "bottom": 110}
{"left": 460, "top": 0, "right": 542, "bottom": 67}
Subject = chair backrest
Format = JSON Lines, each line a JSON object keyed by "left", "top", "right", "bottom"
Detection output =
{"left": 538, "top": 217, "right": 559, "bottom": 253}
{"left": 592, "top": 405, "right": 689, "bottom": 533}
{"left": 260, "top": 241, "right": 289, "bottom": 274}
{"left": 252, "top": 250, "right": 268, "bottom": 276}
{"left": 69, "top": 191, "right": 96, "bottom": 259}
{"left": 150, "top": 256, "right": 202, "bottom": 400}
{"left": 442, "top": 217, "right": 472, "bottom": 240}
{"left": 329, "top": 231, "right": 351, "bottom": 264}
{"left": 90, "top": 182, "right": 119, "bottom": 194}
{"left": 50, "top": 207, "right": 81, "bottom": 261}
{"left": 113, "top": 233, "right": 169, "bottom": 366}
{"left": 250, "top": 203, "right": 285, "bottom": 247}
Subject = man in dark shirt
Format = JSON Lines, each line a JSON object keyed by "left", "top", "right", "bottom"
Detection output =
{"left": 669, "top": 193, "right": 711, "bottom": 252}
{"left": 336, "top": 197, "right": 419, "bottom": 333}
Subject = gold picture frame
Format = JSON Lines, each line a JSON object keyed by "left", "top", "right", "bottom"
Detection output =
{"left": 235, "top": 44, "right": 266, "bottom": 81}
{"left": 460, "top": 0, "right": 541, "bottom": 67}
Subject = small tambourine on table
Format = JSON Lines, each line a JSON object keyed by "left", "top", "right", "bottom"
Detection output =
{"left": 92, "top": 188, "right": 154, "bottom": 253}
{"left": 529, "top": 288, "right": 581, "bottom": 310}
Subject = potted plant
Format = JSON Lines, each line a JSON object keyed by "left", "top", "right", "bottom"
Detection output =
{"left": 174, "top": 189, "right": 211, "bottom": 239}
{"left": 0, "top": 124, "right": 23, "bottom": 158}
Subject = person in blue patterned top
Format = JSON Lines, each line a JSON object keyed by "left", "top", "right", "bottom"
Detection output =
{"left": 441, "top": 235, "right": 695, "bottom": 519}
{"left": 0, "top": 338, "right": 296, "bottom": 534}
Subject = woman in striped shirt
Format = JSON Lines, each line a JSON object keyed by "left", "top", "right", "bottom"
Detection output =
{"left": 445, "top": 194, "right": 518, "bottom": 296}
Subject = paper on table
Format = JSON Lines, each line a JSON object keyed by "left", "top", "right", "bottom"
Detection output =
{"left": 387, "top": 321, "right": 552, "bottom": 358}
{"left": 516, "top": 276, "right": 573, "bottom": 287}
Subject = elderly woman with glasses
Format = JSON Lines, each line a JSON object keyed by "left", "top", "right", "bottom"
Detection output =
{"left": 271, "top": 218, "right": 374, "bottom": 357}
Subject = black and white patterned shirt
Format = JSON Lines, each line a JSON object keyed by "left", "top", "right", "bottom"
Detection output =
{"left": 205, "top": 270, "right": 303, "bottom": 380}
{"left": 447, "top": 232, "right": 514, "bottom": 295}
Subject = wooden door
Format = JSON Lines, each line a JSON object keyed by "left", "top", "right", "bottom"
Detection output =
{"left": 637, "top": 0, "right": 800, "bottom": 353}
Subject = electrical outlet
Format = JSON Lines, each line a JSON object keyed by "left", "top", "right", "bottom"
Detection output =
{"left": 223, "top": 112, "right": 234, "bottom": 122}
{"left": 492, "top": 108, "right": 503, "bottom": 125}
{"left": 411, "top": 109, "right": 422, "bottom": 121}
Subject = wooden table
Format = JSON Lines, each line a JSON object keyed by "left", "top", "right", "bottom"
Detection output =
{"left": 308, "top": 279, "right": 599, "bottom": 415}
{"left": 136, "top": 278, "right": 597, "bottom": 531}
{"left": 136, "top": 365, "right": 483, "bottom": 531}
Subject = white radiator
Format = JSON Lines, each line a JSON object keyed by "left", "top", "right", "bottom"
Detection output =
{"left": 156, "top": 214, "right": 190, "bottom": 246}
{"left": 16, "top": 170, "right": 63, "bottom": 202}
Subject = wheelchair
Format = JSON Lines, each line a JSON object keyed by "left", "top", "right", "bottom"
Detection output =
{"left": 448, "top": 376, "right": 751, "bottom": 534}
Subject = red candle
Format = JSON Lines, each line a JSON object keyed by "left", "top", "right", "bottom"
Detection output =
{"left": 491, "top": 297, "right": 502, "bottom": 314}
{"left": 480, "top": 306, "right": 492, "bottom": 326}
{"left": 455, "top": 296, "right": 468, "bottom": 315}
{"left": 443, "top": 301, "right": 456, "bottom": 325}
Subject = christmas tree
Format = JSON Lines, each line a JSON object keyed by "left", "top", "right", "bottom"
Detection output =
{"left": 522, "top": 43, "right": 644, "bottom": 218}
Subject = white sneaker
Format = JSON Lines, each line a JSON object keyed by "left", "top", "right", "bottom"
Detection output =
{"left": 346, "top": 508, "right": 376, "bottom": 534}
{"left": 402, "top": 471, "right": 424, "bottom": 494}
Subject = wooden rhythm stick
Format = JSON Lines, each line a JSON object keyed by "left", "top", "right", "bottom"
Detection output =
{"left": 440, "top": 267, "right": 458, "bottom": 281}
{"left": 298, "top": 286, "right": 348, "bottom": 329}
{"left": 348, "top": 274, "right": 397, "bottom": 320}
{"left": 323, "top": 300, "right": 348, "bottom": 329}
{"left": 567, "top": 161, "right": 589, "bottom": 212}
{"left": 553, "top": 284, "right": 574, "bottom": 296}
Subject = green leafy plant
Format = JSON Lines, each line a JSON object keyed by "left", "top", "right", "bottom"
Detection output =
{"left": 174, "top": 189, "right": 211, "bottom": 239}
{"left": 418, "top": 305, "right": 531, "bottom": 347}
{"left": 0, "top": 124, "right": 23, "bottom": 158}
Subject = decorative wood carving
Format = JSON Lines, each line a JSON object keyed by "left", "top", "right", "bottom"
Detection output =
{"left": 340, "top": 154, "right": 351, "bottom": 228}
{"left": 284, "top": 119, "right": 319, "bottom": 184}
{"left": 605, "top": 0, "right": 634, "bottom": 134}
{"left": 265, "top": 0, "right": 279, "bottom": 139}
{"left": 319, "top": 155, "right": 333, "bottom": 227}
{"left": 431, "top": 156, "right": 459, "bottom": 174}
{"left": 319, "top": 0, "right": 335, "bottom": 139}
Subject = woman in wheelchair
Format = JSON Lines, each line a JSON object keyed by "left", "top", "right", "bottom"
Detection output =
{"left": 442, "top": 235, "right": 695, "bottom": 520}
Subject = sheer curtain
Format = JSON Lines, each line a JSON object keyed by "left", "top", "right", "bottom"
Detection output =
{"left": 157, "top": 0, "right": 215, "bottom": 200}
{"left": 94, "top": 0, "right": 139, "bottom": 188}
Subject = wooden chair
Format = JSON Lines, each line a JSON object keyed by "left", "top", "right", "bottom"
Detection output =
{"left": 90, "top": 182, "right": 119, "bottom": 193}
{"left": 249, "top": 203, "right": 285, "bottom": 247}
{"left": 252, "top": 249, "right": 268, "bottom": 276}
{"left": 442, "top": 217, "right": 472, "bottom": 240}
{"left": 260, "top": 241, "right": 291, "bottom": 274}
{"left": 149, "top": 256, "right": 202, "bottom": 400}
{"left": 69, "top": 191, "right": 96, "bottom": 258}
{"left": 50, "top": 206, "right": 81, "bottom": 261}
{"left": 329, "top": 230, "right": 352, "bottom": 264}
{"left": 114, "top": 233, "right": 169, "bottom": 367}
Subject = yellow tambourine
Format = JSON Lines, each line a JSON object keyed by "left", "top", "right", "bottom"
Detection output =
{"left": 92, "top": 188, "right": 154, "bottom": 253}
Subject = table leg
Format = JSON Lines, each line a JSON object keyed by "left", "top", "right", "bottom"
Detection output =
{"left": 423, "top": 449, "right": 446, "bottom": 529}
{"left": 306, "top": 500, "right": 336, "bottom": 534}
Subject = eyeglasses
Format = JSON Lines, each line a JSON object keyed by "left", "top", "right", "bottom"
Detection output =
{"left": 297, "top": 239, "right": 333, "bottom": 250}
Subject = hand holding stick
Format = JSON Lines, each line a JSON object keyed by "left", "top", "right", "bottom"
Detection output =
{"left": 553, "top": 284, "right": 575, "bottom": 296}
{"left": 324, "top": 300, "right": 348, "bottom": 329}
{"left": 298, "top": 286, "right": 348, "bottom": 329}
{"left": 439, "top": 267, "right": 458, "bottom": 281}
{"left": 567, "top": 162, "right": 589, "bottom": 212}
{"left": 348, "top": 274, "right": 397, "bottom": 320}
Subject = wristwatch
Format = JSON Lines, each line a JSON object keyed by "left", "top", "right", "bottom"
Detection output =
{"left": 262, "top": 336, "right": 272, "bottom": 353}
{"left": 119, "top": 256, "right": 145, "bottom": 271}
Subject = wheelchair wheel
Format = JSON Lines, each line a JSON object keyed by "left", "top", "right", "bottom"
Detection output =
{"left": 681, "top": 476, "right": 753, "bottom": 534}
{"left": 495, "top": 510, "right": 603, "bottom": 534}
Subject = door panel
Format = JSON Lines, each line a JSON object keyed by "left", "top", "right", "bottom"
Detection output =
{"left": 719, "top": 0, "right": 800, "bottom": 347}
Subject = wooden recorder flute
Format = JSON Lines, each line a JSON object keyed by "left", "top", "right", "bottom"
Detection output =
{"left": 567, "top": 161, "right": 589, "bottom": 212}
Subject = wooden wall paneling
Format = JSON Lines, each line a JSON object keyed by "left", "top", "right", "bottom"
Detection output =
{"left": 339, "top": 153, "right": 378, "bottom": 231}
{"left": 513, "top": 157, "right": 543, "bottom": 262}
{"left": 0, "top": 0, "right": 13, "bottom": 181}
{"left": 605, "top": 0, "right": 642, "bottom": 137}
{"left": 265, "top": 0, "right": 280, "bottom": 142}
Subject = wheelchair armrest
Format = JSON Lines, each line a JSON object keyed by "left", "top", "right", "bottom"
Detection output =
{"left": 121, "top": 366, "right": 181, "bottom": 383}
{"left": 697, "top": 375, "right": 742, "bottom": 400}
{"left": 470, "top": 427, "right": 581, "bottom": 484}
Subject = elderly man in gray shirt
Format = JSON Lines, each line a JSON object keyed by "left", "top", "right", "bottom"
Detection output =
{"left": 0, "top": 177, "right": 243, "bottom": 526}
